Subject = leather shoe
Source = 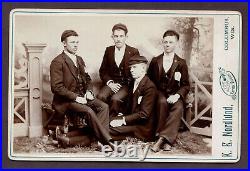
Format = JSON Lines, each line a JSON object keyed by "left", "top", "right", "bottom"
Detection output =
{"left": 163, "top": 143, "right": 172, "bottom": 151}
{"left": 151, "top": 137, "right": 165, "bottom": 152}
{"left": 95, "top": 141, "right": 104, "bottom": 152}
{"left": 55, "top": 126, "right": 62, "bottom": 139}
{"left": 96, "top": 141, "right": 114, "bottom": 152}
{"left": 107, "top": 140, "right": 116, "bottom": 151}
{"left": 57, "top": 134, "right": 70, "bottom": 148}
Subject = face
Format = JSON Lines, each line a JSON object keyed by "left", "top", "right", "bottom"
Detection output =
{"left": 130, "top": 63, "right": 146, "bottom": 79}
{"left": 112, "top": 29, "right": 127, "bottom": 49}
{"left": 63, "top": 36, "right": 79, "bottom": 54}
{"left": 162, "top": 35, "right": 178, "bottom": 54}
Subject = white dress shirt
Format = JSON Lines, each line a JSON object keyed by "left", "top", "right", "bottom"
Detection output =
{"left": 163, "top": 52, "right": 175, "bottom": 72}
{"left": 64, "top": 50, "right": 77, "bottom": 67}
{"left": 106, "top": 46, "right": 126, "bottom": 85}
{"left": 133, "top": 75, "right": 144, "bottom": 93}
{"left": 114, "top": 45, "right": 126, "bottom": 67}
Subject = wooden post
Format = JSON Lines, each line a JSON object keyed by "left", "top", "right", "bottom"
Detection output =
{"left": 23, "top": 43, "right": 46, "bottom": 138}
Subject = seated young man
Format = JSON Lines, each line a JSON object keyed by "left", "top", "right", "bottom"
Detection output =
{"left": 97, "top": 23, "right": 140, "bottom": 117}
{"left": 50, "top": 30, "right": 115, "bottom": 148}
{"left": 109, "top": 55, "right": 157, "bottom": 142}
{"left": 148, "top": 30, "right": 190, "bottom": 152}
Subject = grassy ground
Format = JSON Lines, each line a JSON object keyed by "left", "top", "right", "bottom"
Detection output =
{"left": 13, "top": 131, "right": 211, "bottom": 156}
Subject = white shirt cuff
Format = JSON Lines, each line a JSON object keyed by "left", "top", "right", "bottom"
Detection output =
{"left": 106, "top": 80, "right": 114, "bottom": 86}
{"left": 122, "top": 117, "right": 126, "bottom": 125}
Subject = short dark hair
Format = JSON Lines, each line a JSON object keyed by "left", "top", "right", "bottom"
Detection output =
{"left": 162, "top": 30, "right": 179, "bottom": 40}
{"left": 112, "top": 23, "right": 128, "bottom": 35}
{"left": 61, "top": 30, "right": 78, "bottom": 42}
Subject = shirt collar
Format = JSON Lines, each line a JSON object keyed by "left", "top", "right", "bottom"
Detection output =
{"left": 163, "top": 52, "right": 175, "bottom": 62}
{"left": 134, "top": 74, "right": 145, "bottom": 85}
{"left": 64, "top": 50, "right": 77, "bottom": 59}
{"left": 115, "top": 45, "right": 126, "bottom": 53}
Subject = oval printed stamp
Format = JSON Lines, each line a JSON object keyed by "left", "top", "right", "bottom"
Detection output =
{"left": 219, "top": 67, "right": 238, "bottom": 100}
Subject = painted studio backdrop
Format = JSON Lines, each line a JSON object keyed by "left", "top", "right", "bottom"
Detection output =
{"left": 13, "top": 12, "right": 213, "bottom": 139}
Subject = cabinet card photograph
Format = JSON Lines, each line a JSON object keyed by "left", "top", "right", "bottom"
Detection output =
{"left": 8, "top": 9, "right": 241, "bottom": 162}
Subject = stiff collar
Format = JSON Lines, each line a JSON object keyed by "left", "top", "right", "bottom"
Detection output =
{"left": 163, "top": 52, "right": 175, "bottom": 62}
{"left": 115, "top": 45, "right": 126, "bottom": 53}
{"left": 64, "top": 50, "right": 77, "bottom": 66}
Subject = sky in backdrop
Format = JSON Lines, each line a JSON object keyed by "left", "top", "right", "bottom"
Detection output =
{"left": 14, "top": 12, "right": 188, "bottom": 75}
{"left": 13, "top": 11, "right": 213, "bottom": 78}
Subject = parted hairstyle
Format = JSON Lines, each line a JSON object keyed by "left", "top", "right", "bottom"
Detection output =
{"left": 163, "top": 30, "right": 179, "bottom": 40}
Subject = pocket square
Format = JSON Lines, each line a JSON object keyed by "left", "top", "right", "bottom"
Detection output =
{"left": 174, "top": 72, "right": 181, "bottom": 81}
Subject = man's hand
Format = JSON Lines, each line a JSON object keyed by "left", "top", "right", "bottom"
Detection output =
{"left": 75, "top": 96, "right": 87, "bottom": 104}
{"left": 108, "top": 82, "right": 122, "bottom": 93}
{"left": 86, "top": 91, "right": 95, "bottom": 100}
{"left": 167, "top": 94, "right": 180, "bottom": 104}
{"left": 110, "top": 117, "right": 125, "bottom": 127}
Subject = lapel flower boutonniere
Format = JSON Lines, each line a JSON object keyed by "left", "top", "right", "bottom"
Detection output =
{"left": 174, "top": 72, "right": 181, "bottom": 81}
{"left": 138, "top": 96, "right": 143, "bottom": 104}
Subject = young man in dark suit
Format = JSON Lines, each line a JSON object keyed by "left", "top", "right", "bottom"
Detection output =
{"left": 97, "top": 23, "right": 140, "bottom": 117}
{"left": 148, "top": 30, "right": 190, "bottom": 152}
{"left": 109, "top": 55, "right": 157, "bottom": 142}
{"left": 50, "top": 30, "right": 114, "bottom": 148}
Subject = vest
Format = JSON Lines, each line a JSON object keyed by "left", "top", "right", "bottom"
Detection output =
{"left": 159, "top": 65, "right": 173, "bottom": 96}
{"left": 74, "top": 59, "right": 87, "bottom": 96}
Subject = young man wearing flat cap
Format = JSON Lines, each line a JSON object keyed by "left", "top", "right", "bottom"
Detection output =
{"left": 109, "top": 55, "right": 157, "bottom": 142}
{"left": 148, "top": 30, "right": 190, "bottom": 152}
{"left": 50, "top": 30, "right": 115, "bottom": 148}
{"left": 98, "top": 23, "right": 140, "bottom": 117}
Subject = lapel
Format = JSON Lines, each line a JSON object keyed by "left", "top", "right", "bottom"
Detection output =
{"left": 62, "top": 52, "right": 78, "bottom": 79}
{"left": 76, "top": 56, "right": 86, "bottom": 75}
{"left": 167, "top": 54, "right": 180, "bottom": 83}
{"left": 119, "top": 45, "right": 130, "bottom": 68}
{"left": 110, "top": 46, "right": 117, "bottom": 67}
{"left": 156, "top": 53, "right": 164, "bottom": 80}
{"left": 132, "top": 76, "right": 147, "bottom": 111}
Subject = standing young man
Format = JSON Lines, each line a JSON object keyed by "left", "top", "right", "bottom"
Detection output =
{"left": 148, "top": 30, "right": 190, "bottom": 152}
{"left": 98, "top": 23, "right": 140, "bottom": 117}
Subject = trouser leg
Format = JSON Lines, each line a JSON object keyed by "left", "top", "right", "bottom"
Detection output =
{"left": 110, "top": 86, "right": 128, "bottom": 116}
{"left": 110, "top": 125, "right": 136, "bottom": 140}
{"left": 68, "top": 100, "right": 112, "bottom": 143}
{"left": 156, "top": 93, "right": 183, "bottom": 144}
{"left": 96, "top": 85, "right": 113, "bottom": 103}
{"left": 157, "top": 97, "right": 184, "bottom": 144}
{"left": 155, "top": 92, "right": 169, "bottom": 135}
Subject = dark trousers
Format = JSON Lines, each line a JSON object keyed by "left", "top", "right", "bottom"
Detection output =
{"left": 156, "top": 92, "right": 184, "bottom": 144}
{"left": 110, "top": 125, "right": 136, "bottom": 140}
{"left": 67, "top": 98, "right": 111, "bottom": 143}
{"left": 97, "top": 85, "right": 128, "bottom": 116}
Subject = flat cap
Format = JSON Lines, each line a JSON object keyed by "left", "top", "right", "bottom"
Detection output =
{"left": 128, "top": 55, "right": 148, "bottom": 66}
{"left": 61, "top": 30, "right": 78, "bottom": 42}
{"left": 112, "top": 23, "right": 128, "bottom": 34}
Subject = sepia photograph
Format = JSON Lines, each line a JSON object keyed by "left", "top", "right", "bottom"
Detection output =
{"left": 8, "top": 9, "right": 241, "bottom": 162}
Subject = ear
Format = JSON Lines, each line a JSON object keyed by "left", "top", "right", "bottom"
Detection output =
{"left": 62, "top": 40, "right": 66, "bottom": 47}
{"left": 142, "top": 63, "right": 147, "bottom": 70}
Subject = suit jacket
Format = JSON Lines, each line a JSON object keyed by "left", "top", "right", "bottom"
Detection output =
{"left": 50, "top": 52, "right": 93, "bottom": 115}
{"left": 147, "top": 53, "right": 190, "bottom": 100}
{"left": 99, "top": 45, "right": 140, "bottom": 86}
{"left": 124, "top": 76, "right": 157, "bottom": 141}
